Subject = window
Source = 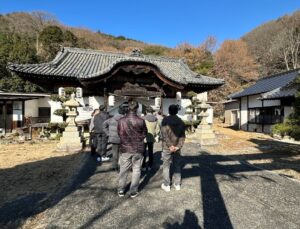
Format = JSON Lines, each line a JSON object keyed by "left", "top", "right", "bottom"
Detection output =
{"left": 248, "top": 106, "right": 283, "bottom": 124}
{"left": 38, "top": 107, "right": 51, "bottom": 117}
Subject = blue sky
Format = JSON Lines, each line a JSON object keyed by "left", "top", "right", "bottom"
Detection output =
{"left": 1, "top": 0, "right": 299, "bottom": 47}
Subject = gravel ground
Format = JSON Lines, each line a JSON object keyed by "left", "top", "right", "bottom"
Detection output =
{"left": 19, "top": 143, "right": 300, "bottom": 229}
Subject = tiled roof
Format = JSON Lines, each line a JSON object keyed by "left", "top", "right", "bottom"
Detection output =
{"left": 229, "top": 69, "right": 300, "bottom": 99}
{"left": 260, "top": 84, "right": 299, "bottom": 100}
{"left": 8, "top": 47, "right": 224, "bottom": 86}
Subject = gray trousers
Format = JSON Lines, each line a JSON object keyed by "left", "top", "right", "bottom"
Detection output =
{"left": 111, "top": 143, "right": 119, "bottom": 169}
{"left": 118, "top": 153, "right": 144, "bottom": 193}
{"left": 162, "top": 150, "right": 182, "bottom": 186}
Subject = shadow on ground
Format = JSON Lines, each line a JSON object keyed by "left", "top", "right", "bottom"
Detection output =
{"left": 0, "top": 151, "right": 97, "bottom": 228}
{"left": 1, "top": 139, "right": 299, "bottom": 228}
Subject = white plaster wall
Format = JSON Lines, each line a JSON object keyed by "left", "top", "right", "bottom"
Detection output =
{"left": 248, "top": 95, "right": 281, "bottom": 108}
{"left": 25, "top": 99, "right": 39, "bottom": 117}
{"left": 197, "top": 92, "right": 207, "bottom": 102}
{"left": 13, "top": 101, "right": 23, "bottom": 121}
{"left": 284, "top": 106, "right": 294, "bottom": 119}
{"left": 248, "top": 95, "right": 262, "bottom": 108}
{"left": 88, "top": 96, "right": 104, "bottom": 110}
{"left": 49, "top": 101, "right": 63, "bottom": 123}
{"left": 162, "top": 98, "right": 188, "bottom": 119}
{"left": 240, "top": 97, "right": 248, "bottom": 130}
{"left": 75, "top": 96, "right": 105, "bottom": 121}
{"left": 263, "top": 99, "right": 280, "bottom": 107}
{"left": 38, "top": 97, "right": 51, "bottom": 107}
{"left": 248, "top": 95, "right": 280, "bottom": 108}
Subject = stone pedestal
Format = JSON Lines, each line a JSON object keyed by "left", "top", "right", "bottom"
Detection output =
{"left": 57, "top": 93, "right": 82, "bottom": 152}
{"left": 188, "top": 101, "right": 218, "bottom": 146}
{"left": 190, "top": 123, "right": 218, "bottom": 145}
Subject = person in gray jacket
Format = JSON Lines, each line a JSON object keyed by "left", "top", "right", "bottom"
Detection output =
{"left": 103, "top": 106, "right": 125, "bottom": 171}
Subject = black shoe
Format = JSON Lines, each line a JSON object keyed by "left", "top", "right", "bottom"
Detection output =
{"left": 130, "top": 192, "right": 139, "bottom": 198}
{"left": 118, "top": 190, "right": 125, "bottom": 197}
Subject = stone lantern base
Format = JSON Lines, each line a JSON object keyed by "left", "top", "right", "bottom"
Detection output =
{"left": 56, "top": 125, "right": 82, "bottom": 152}
{"left": 189, "top": 123, "right": 218, "bottom": 145}
{"left": 56, "top": 93, "right": 82, "bottom": 152}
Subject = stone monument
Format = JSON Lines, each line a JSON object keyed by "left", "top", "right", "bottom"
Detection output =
{"left": 189, "top": 100, "right": 218, "bottom": 145}
{"left": 57, "top": 93, "right": 82, "bottom": 151}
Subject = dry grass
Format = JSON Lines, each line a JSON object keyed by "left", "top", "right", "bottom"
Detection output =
{"left": 203, "top": 125, "right": 300, "bottom": 180}
{"left": 0, "top": 140, "right": 86, "bottom": 208}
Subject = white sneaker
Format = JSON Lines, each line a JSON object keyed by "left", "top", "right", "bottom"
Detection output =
{"left": 102, "top": 156, "right": 110, "bottom": 162}
{"left": 174, "top": 184, "right": 181, "bottom": 191}
{"left": 161, "top": 183, "right": 171, "bottom": 192}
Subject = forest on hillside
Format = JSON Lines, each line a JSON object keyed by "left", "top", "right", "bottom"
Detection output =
{"left": 0, "top": 11, "right": 299, "bottom": 114}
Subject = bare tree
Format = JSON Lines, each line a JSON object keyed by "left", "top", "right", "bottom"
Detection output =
{"left": 270, "top": 16, "right": 300, "bottom": 70}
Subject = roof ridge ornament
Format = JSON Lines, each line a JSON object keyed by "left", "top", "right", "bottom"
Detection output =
{"left": 130, "top": 48, "right": 143, "bottom": 57}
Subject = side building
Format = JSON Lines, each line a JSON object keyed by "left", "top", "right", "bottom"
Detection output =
{"left": 225, "top": 69, "right": 299, "bottom": 133}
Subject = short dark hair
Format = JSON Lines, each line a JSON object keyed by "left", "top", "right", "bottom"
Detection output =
{"left": 99, "top": 105, "right": 106, "bottom": 111}
{"left": 146, "top": 106, "right": 154, "bottom": 114}
{"left": 169, "top": 104, "right": 178, "bottom": 115}
{"left": 128, "top": 100, "right": 139, "bottom": 112}
{"left": 118, "top": 106, "right": 126, "bottom": 115}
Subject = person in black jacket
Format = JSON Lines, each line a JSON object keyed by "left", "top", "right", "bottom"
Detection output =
{"left": 93, "top": 105, "right": 110, "bottom": 163}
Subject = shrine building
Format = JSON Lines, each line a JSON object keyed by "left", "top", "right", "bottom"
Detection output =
{"left": 5, "top": 47, "right": 224, "bottom": 131}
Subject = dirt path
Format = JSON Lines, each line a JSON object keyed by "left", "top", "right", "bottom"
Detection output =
{"left": 202, "top": 125, "right": 300, "bottom": 180}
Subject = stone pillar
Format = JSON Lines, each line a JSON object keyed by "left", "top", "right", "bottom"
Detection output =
{"left": 57, "top": 93, "right": 82, "bottom": 152}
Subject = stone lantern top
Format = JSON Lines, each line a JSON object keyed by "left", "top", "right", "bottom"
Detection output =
{"left": 63, "top": 93, "right": 79, "bottom": 108}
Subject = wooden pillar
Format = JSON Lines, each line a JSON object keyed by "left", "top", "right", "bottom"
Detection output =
{"left": 246, "top": 96, "right": 249, "bottom": 131}
{"left": 21, "top": 100, "right": 25, "bottom": 127}
{"left": 262, "top": 100, "right": 265, "bottom": 133}
{"left": 4, "top": 101, "right": 7, "bottom": 134}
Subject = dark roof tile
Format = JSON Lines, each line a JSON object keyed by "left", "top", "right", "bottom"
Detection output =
{"left": 229, "top": 69, "right": 299, "bottom": 99}
{"left": 8, "top": 47, "right": 224, "bottom": 86}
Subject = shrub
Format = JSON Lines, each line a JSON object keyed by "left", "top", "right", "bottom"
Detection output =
{"left": 54, "top": 108, "right": 68, "bottom": 117}
{"left": 271, "top": 123, "right": 292, "bottom": 137}
{"left": 47, "top": 122, "right": 67, "bottom": 133}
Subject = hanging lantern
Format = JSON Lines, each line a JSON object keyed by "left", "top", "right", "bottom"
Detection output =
{"left": 176, "top": 91, "right": 182, "bottom": 101}
{"left": 76, "top": 87, "right": 83, "bottom": 98}
{"left": 108, "top": 95, "right": 115, "bottom": 107}
{"left": 155, "top": 97, "right": 161, "bottom": 107}
{"left": 58, "top": 87, "right": 65, "bottom": 97}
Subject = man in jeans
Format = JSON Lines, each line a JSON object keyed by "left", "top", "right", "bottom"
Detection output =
{"left": 117, "top": 100, "right": 147, "bottom": 198}
{"left": 161, "top": 104, "right": 185, "bottom": 192}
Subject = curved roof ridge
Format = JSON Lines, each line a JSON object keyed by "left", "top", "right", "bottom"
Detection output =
{"left": 64, "top": 46, "right": 182, "bottom": 63}
{"left": 257, "top": 68, "right": 300, "bottom": 81}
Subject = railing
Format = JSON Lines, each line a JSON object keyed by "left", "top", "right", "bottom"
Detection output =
{"left": 248, "top": 115, "right": 283, "bottom": 124}
{"left": 26, "top": 117, "right": 50, "bottom": 125}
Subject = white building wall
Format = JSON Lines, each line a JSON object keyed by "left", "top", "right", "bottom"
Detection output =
{"left": 248, "top": 95, "right": 280, "bottom": 108}
{"left": 49, "top": 101, "right": 63, "bottom": 123}
{"left": 25, "top": 99, "right": 39, "bottom": 117}
{"left": 240, "top": 97, "right": 248, "bottom": 130}
{"left": 38, "top": 97, "right": 51, "bottom": 107}
{"left": 284, "top": 106, "right": 294, "bottom": 119}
